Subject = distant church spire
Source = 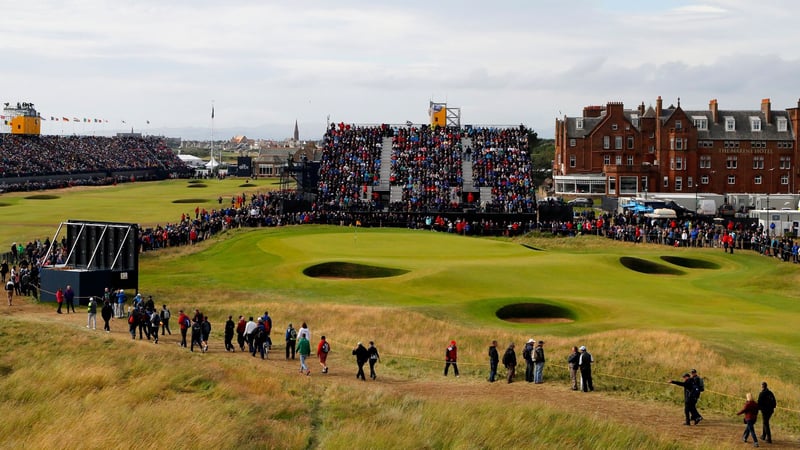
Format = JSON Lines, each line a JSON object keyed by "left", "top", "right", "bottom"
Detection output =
{"left": 293, "top": 120, "right": 299, "bottom": 142}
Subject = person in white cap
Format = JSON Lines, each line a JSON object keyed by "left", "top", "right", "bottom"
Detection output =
{"left": 578, "top": 346, "right": 594, "bottom": 392}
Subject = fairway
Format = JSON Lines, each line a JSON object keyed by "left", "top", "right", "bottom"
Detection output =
{"left": 2, "top": 183, "right": 800, "bottom": 448}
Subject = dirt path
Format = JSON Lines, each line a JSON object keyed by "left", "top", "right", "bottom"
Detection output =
{"left": 5, "top": 301, "right": 798, "bottom": 449}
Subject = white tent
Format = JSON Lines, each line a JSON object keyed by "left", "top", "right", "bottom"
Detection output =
{"left": 205, "top": 157, "right": 219, "bottom": 169}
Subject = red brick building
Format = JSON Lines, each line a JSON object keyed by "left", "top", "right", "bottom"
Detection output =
{"left": 553, "top": 97, "right": 800, "bottom": 198}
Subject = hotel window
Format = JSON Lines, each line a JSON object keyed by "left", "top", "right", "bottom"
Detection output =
{"left": 627, "top": 136, "right": 634, "bottom": 149}
{"left": 727, "top": 175, "right": 736, "bottom": 185}
{"left": 755, "top": 175, "right": 762, "bottom": 185}
{"left": 675, "top": 120, "right": 682, "bottom": 130}
{"left": 676, "top": 157, "right": 683, "bottom": 170}
{"left": 576, "top": 118, "right": 584, "bottom": 130}
{"left": 615, "top": 136, "right": 622, "bottom": 149}
{"left": 750, "top": 116, "right": 761, "bottom": 132}
{"left": 781, "top": 174, "right": 789, "bottom": 185}
{"left": 641, "top": 176, "right": 648, "bottom": 192}
{"left": 701, "top": 175, "right": 709, "bottom": 184}
{"left": 777, "top": 117, "right": 788, "bottom": 132}
{"left": 693, "top": 116, "right": 708, "bottom": 130}
{"left": 725, "top": 116, "right": 735, "bottom": 131}
{"left": 753, "top": 156, "right": 764, "bottom": 169}
{"left": 569, "top": 154, "right": 576, "bottom": 168}
{"left": 627, "top": 155, "right": 634, "bottom": 165}
{"left": 688, "top": 176, "right": 693, "bottom": 188}
{"left": 780, "top": 156, "right": 791, "bottom": 169}
{"left": 615, "top": 155, "right": 622, "bottom": 165}
{"left": 663, "top": 176, "right": 669, "bottom": 188}
{"left": 676, "top": 139, "right": 683, "bottom": 150}
{"left": 670, "top": 157, "right": 675, "bottom": 170}
{"left": 609, "top": 176, "right": 616, "bottom": 194}
{"left": 726, "top": 156, "right": 737, "bottom": 169}
{"left": 603, "top": 136, "right": 610, "bottom": 149}
{"left": 649, "top": 145, "right": 655, "bottom": 153}
{"left": 569, "top": 138, "right": 576, "bottom": 147}
{"left": 603, "top": 155, "right": 611, "bottom": 165}
{"left": 675, "top": 177, "right": 683, "bottom": 191}
{"left": 700, "top": 155, "right": 711, "bottom": 169}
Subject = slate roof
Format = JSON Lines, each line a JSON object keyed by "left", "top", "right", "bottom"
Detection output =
{"left": 683, "top": 109, "right": 794, "bottom": 140}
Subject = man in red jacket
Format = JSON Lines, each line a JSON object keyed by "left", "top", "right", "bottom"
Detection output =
{"left": 317, "top": 336, "right": 330, "bottom": 373}
{"left": 444, "top": 340, "right": 459, "bottom": 377}
{"left": 177, "top": 309, "right": 191, "bottom": 348}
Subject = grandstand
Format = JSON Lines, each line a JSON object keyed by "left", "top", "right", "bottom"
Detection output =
{"left": 316, "top": 122, "right": 536, "bottom": 214}
{"left": 0, "top": 134, "right": 188, "bottom": 192}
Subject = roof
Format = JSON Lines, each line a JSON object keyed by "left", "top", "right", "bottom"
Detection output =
{"left": 685, "top": 109, "right": 793, "bottom": 140}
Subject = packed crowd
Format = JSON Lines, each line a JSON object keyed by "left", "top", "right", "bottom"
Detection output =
{"left": 0, "top": 134, "right": 186, "bottom": 178}
{"left": 315, "top": 123, "right": 534, "bottom": 213}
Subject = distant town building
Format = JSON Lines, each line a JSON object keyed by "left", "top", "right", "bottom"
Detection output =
{"left": 554, "top": 97, "right": 800, "bottom": 197}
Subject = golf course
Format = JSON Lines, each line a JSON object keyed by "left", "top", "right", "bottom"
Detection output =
{"left": 1, "top": 179, "right": 799, "bottom": 449}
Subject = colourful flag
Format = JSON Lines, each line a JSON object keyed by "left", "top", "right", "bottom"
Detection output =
{"left": 63, "top": 117, "right": 70, "bottom": 121}
{"left": 73, "top": 117, "right": 79, "bottom": 122}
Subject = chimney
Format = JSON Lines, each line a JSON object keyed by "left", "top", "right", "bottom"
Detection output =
{"left": 582, "top": 105, "right": 604, "bottom": 118}
{"left": 656, "top": 96, "right": 662, "bottom": 118}
{"left": 761, "top": 98, "right": 771, "bottom": 124}
{"left": 709, "top": 99, "right": 718, "bottom": 124}
{"left": 639, "top": 102, "right": 645, "bottom": 116}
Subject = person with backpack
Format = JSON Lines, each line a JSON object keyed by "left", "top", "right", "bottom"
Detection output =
{"left": 224, "top": 315, "right": 235, "bottom": 352}
{"left": 367, "top": 341, "right": 380, "bottom": 380}
{"left": 252, "top": 318, "right": 267, "bottom": 359}
{"left": 669, "top": 372, "right": 700, "bottom": 425}
{"left": 317, "top": 336, "right": 330, "bottom": 373}
{"left": 200, "top": 316, "right": 211, "bottom": 352}
{"left": 127, "top": 306, "right": 138, "bottom": 339}
{"left": 690, "top": 369, "right": 705, "bottom": 424}
{"left": 352, "top": 342, "right": 369, "bottom": 380}
{"left": 86, "top": 296, "right": 97, "bottom": 330}
{"left": 190, "top": 318, "right": 203, "bottom": 352}
{"left": 296, "top": 334, "right": 311, "bottom": 375}
{"left": 522, "top": 338, "right": 535, "bottom": 383}
{"left": 150, "top": 310, "right": 161, "bottom": 343}
{"left": 160, "top": 304, "right": 172, "bottom": 336}
{"left": 285, "top": 323, "right": 297, "bottom": 360}
{"left": 177, "top": 309, "right": 191, "bottom": 348}
{"left": 757, "top": 382, "right": 777, "bottom": 444}
{"left": 138, "top": 307, "right": 151, "bottom": 340}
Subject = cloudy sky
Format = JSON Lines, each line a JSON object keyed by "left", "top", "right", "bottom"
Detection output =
{"left": 3, "top": 0, "right": 800, "bottom": 140}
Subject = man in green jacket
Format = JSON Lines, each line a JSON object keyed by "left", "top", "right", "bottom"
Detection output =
{"left": 296, "top": 336, "right": 311, "bottom": 375}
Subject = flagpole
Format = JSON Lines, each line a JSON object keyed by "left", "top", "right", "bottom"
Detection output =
{"left": 211, "top": 100, "right": 216, "bottom": 177}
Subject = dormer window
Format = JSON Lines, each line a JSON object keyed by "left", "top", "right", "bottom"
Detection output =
{"left": 778, "top": 117, "right": 788, "bottom": 132}
{"left": 750, "top": 116, "right": 761, "bottom": 132}
{"left": 630, "top": 114, "right": 639, "bottom": 127}
{"left": 725, "top": 116, "right": 735, "bottom": 132}
{"left": 692, "top": 116, "right": 708, "bottom": 130}
{"left": 576, "top": 118, "right": 584, "bottom": 130}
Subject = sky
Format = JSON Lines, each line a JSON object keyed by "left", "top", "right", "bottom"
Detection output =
{"left": 3, "top": 0, "right": 800, "bottom": 140}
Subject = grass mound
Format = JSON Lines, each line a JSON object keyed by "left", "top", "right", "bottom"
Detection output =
{"left": 172, "top": 198, "right": 208, "bottom": 204}
{"left": 660, "top": 256, "right": 720, "bottom": 269}
{"left": 303, "top": 261, "right": 409, "bottom": 279}
{"left": 24, "top": 194, "right": 60, "bottom": 200}
{"left": 187, "top": 184, "right": 207, "bottom": 188}
{"left": 620, "top": 256, "right": 684, "bottom": 275}
{"left": 495, "top": 302, "right": 575, "bottom": 323}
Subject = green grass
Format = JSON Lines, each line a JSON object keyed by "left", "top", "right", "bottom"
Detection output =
{"left": 2, "top": 182, "right": 800, "bottom": 448}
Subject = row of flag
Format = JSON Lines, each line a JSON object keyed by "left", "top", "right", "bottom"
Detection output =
{"left": 0, "top": 115, "right": 150, "bottom": 125}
